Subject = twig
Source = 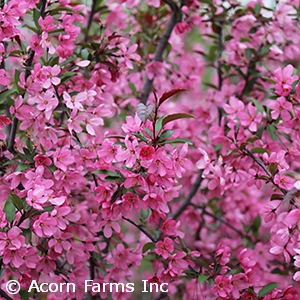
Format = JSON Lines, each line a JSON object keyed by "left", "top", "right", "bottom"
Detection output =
{"left": 0, "top": 289, "right": 13, "bottom": 300}
{"left": 172, "top": 170, "right": 203, "bottom": 220}
{"left": 84, "top": 0, "right": 97, "bottom": 42}
{"left": 244, "top": 148, "right": 272, "bottom": 178}
{"left": 140, "top": 0, "right": 181, "bottom": 104}
{"left": 122, "top": 216, "right": 157, "bottom": 243}
{"left": 191, "top": 203, "right": 246, "bottom": 237}
{"left": 216, "top": 23, "right": 223, "bottom": 125}
{"left": 7, "top": 0, "right": 47, "bottom": 153}
{"left": 244, "top": 148, "right": 296, "bottom": 206}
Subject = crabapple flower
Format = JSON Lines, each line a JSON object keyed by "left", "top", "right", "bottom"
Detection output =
{"left": 273, "top": 64, "right": 298, "bottom": 96}
{"left": 33, "top": 212, "right": 57, "bottom": 237}
{"left": 266, "top": 97, "right": 292, "bottom": 120}
{"left": 212, "top": 276, "right": 232, "bottom": 298}
{"left": 155, "top": 237, "right": 174, "bottom": 259}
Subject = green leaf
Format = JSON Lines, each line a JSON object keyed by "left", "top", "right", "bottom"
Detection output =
{"left": 196, "top": 259, "right": 210, "bottom": 269}
{"left": 142, "top": 242, "right": 154, "bottom": 253}
{"left": 262, "top": 76, "right": 276, "bottom": 84}
{"left": 198, "top": 274, "right": 209, "bottom": 284}
{"left": 267, "top": 124, "right": 277, "bottom": 141}
{"left": 155, "top": 116, "right": 165, "bottom": 133}
{"left": 251, "top": 215, "right": 261, "bottom": 237}
{"left": 259, "top": 44, "right": 271, "bottom": 56}
{"left": 249, "top": 97, "right": 264, "bottom": 113}
{"left": 158, "top": 89, "right": 186, "bottom": 107}
{"left": 33, "top": 9, "right": 41, "bottom": 29}
{"left": 162, "top": 138, "right": 193, "bottom": 145}
{"left": 59, "top": 72, "right": 77, "bottom": 83}
{"left": 16, "top": 164, "right": 32, "bottom": 172}
{"left": 59, "top": 56, "right": 76, "bottom": 66}
{"left": 258, "top": 282, "right": 279, "bottom": 297}
{"left": 250, "top": 147, "right": 268, "bottom": 154}
{"left": 143, "top": 128, "right": 153, "bottom": 138}
{"left": 245, "top": 48, "right": 252, "bottom": 61}
{"left": 4, "top": 197, "right": 16, "bottom": 222}
{"left": 92, "top": 170, "right": 120, "bottom": 177}
{"left": 132, "top": 132, "right": 148, "bottom": 142}
{"left": 22, "top": 228, "right": 32, "bottom": 244}
{"left": 0, "top": 88, "right": 16, "bottom": 102}
{"left": 228, "top": 268, "right": 244, "bottom": 274}
{"left": 19, "top": 289, "right": 30, "bottom": 300}
{"left": 10, "top": 193, "right": 24, "bottom": 211}
{"left": 162, "top": 113, "right": 195, "bottom": 128}
{"left": 128, "top": 82, "right": 137, "bottom": 94}
{"left": 159, "top": 129, "right": 174, "bottom": 140}
{"left": 14, "top": 70, "right": 23, "bottom": 93}
{"left": 254, "top": 2, "right": 261, "bottom": 15}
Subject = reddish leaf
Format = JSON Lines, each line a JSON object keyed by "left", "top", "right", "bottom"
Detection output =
{"left": 162, "top": 113, "right": 195, "bottom": 128}
{"left": 158, "top": 89, "right": 186, "bottom": 107}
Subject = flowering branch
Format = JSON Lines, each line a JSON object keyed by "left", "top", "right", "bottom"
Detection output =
{"left": 140, "top": 0, "right": 182, "bottom": 104}
{"left": 191, "top": 203, "right": 247, "bottom": 238}
{"left": 122, "top": 216, "right": 157, "bottom": 243}
{"left": 7, "top": 0, "right": 47, "bottom": 153}
{"left": 172, "top": 170, "right": 203, "bottom": 220}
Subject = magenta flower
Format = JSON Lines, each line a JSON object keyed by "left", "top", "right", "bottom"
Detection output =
{"left": 53, "top": 148, "right": 75, "bottom": 172}
{"left": 274, "top": 64, "right": 298, "bottom": 96}
{"left": 33, "top": 212, "right": 57, "bottom": 237}
{"left": 154, "top": 237, "right": 174, "bottom": 259}
{"left": 266, "top": 96, "right": 292, "bottom": 120}
{"left": 211, "top": 276, "right": 232, "bottom": 298}
{"left": 139, "top": 145, "right": 155, "bottom": 160}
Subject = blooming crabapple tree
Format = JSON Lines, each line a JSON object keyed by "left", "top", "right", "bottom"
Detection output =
{"left": 1, "top": 0, "right": 300, "bottom": 299}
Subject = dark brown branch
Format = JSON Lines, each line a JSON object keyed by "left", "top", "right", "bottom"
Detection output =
{"left": 0, "top": 289, "right": 13, "bottom": 300}
{"left": 244, "top": 148, "right": 272, "bottom": 178}
{"left": 140, "top": 1, "right": 181, "bottom": 104}
{"left": 191, "top": 203, "right": 246, "bottom": 237}
{"left": 84, "top": 0, "right": 97, "bottom": 42}
{"left": 244, "top": 148, "right": 295, "bottom": 206}
{"left": 122, "top": 216, "right": 156, "bottom": 242}
{"left": 172, "top": 170, "right": 203, "bottom": 220}
{"left": 8, "top": 0, "right": 47, "bottom": 153}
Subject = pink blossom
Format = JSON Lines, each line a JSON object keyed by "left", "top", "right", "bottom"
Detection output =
{"left": 155, "top": 237, "right": 174, "bottom": 259}
{"left": 266, "top": 96, "right": 292, "bottom": 120}
{"left": 139, "top": 145, "right": 155, "bottom": 160}
{"left": 273, "top": 64, "right": 298, "bottom": 96}
{"left": 33, "top": 212, "right": 57, "bottom": 237}
{"left": 211, "top": 276, "right": 232, "bottom": 298}
{"left": 53, "top": 148, "right": 75, "bottom": 172}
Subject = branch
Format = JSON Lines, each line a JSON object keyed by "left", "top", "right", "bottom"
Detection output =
{"left": 191, "top": 203, "right": 247, "bottom": 238}
{"left": 7, "top": 0, "right": 48, "bottom": 153}
{"left": 140, "top": 1, "right": 181, "bottom": 104}
{"left": 0, "top": 289, "right": 13, "bottom": 300}
{"left": 122, "top": 216, "right": 156, "bottom": 243}
{"left": 244, "top": 148, "right": 272, "bottom": 178}
{"left": 84, "top": 0, "right": 97, "bottom": 42}
{"left": 172, "top": 170, "right": 203, "bottom": 220}
{"left": 244, "top": 148, "right": 295, "bottom": 206}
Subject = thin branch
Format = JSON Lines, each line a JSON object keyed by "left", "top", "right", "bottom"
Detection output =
{"left": 122, "top": 216, "right": 156, "bottom": 243}
{"left": 7, "top": 0, "right": 47, "bottom": 153}
{"left": 0, "top": 289, "right": 13, "bottom": 300}
{"left": 191, "top": 203, "right": 246, "bottom": 238}
{"left": 244, "top": 148, "right": 272, "bottom": 178}
{"left": 244, "top": 148, "right": 296, "bottom": 206}
{"left": 140, "top": 1, "right": 181, "bottom": 104}
{"left": 172, "top": 170, "right": 203, "bottom": 220}
{"left": 84, "top": 0, "right": 97, "bottom": 42}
